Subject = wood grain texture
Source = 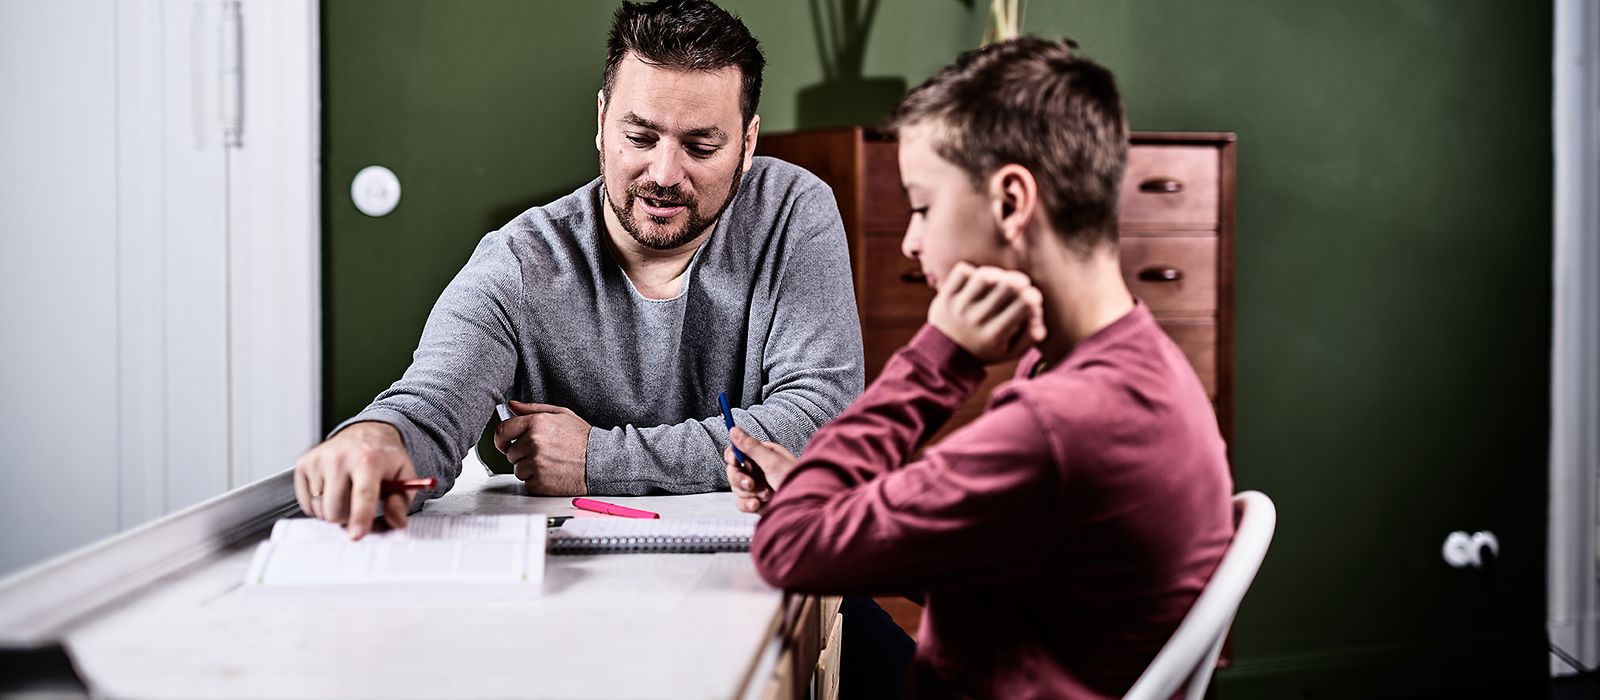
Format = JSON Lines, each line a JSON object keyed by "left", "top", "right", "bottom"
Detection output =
{"left": 759, "top": 128, "right": 1234, "bottom": 450}
{"left": 1121, "top": 145, "right": 1222, "bottom": 230}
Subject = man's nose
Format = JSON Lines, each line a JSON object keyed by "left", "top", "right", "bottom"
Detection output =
{"left": 647, "top": 144, "right": 687, "bottom": 188}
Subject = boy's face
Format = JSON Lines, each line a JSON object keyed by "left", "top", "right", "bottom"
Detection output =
{"left": 897, "top": 124, "right": 1013, "bottom": 289}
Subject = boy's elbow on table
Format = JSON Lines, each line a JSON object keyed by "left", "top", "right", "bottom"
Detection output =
{"left": 750, "top": 512, "right": 833, "bottom": 592}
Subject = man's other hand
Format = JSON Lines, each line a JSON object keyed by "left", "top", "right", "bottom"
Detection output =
{"left": 292, "top": 421, "right": 416, "bottom": 540}
{"left": 724, "top": 427, "right": 796, "bottom": 514}
{"left": 496, "top": 400, "right": 590, "bottom": 496}
{"left": 927, "top": 262, "right": 1046, "bottom": 364}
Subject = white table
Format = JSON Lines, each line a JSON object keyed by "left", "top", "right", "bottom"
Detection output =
{"left": 8, "top": 464, "right": 806, "bottom": 699}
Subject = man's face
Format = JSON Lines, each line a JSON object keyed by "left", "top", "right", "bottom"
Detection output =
{"left": 598, "top": 53, "right": 756, "bottom": 251}
{"left": 898, "top": 124, "right": 1011, "bottom": 289}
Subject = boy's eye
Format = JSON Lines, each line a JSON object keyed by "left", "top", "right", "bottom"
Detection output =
{"left": 910, "top": 206, "right": 929, "bottom": 217}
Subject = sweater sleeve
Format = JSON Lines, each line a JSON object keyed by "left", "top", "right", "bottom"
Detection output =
{"left": 750, "top": 325, "right": 1060, "bottom": 594}
{"left": 328, "top": 232, "right": 522, "bottom": 502}
{"left": 583, "top": 184, "right": 866, "bottom": 495}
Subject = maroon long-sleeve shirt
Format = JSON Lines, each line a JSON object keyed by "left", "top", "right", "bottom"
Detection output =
{"left": 752, "top": 302, "right": 1234, "bottom": 698}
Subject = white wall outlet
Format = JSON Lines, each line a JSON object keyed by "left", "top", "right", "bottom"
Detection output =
{"left": 1443, "top": 530, "right": 1499, "bottom": 568}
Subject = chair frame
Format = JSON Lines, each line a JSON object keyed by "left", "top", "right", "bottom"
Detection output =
{"left": 1124, "top": 490, "right": 1277, "bottom": 700}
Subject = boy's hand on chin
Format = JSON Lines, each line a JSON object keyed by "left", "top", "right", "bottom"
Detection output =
{"left": 928, "top": 262, "right": 1047, "bottom": 364}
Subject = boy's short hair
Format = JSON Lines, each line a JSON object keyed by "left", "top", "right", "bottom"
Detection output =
{"left": 887, "top": 37, "right": 1128, "bottom": 251}
{"left": 603, "top": 0, "right": 766, "bottom": 127}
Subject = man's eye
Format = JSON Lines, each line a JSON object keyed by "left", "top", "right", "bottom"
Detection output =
{"left": 686, "top": 144, "right": 719, "bottom": 158}
{"left": 626, "top": 135, "right": 653, "bottom": 147}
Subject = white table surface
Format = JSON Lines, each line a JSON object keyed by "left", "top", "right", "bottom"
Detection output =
{"left": 63, "top": 463, "right": 782, "bottom": 699}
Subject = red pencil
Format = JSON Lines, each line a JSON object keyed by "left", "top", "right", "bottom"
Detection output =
{"left": 380, "top": 477, "right": 437, "bottom": 495}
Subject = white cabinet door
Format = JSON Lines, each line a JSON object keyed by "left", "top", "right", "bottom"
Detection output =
{"left": 0, "top": 0, "right": 317, "bottom": 577}
{"left": 0, "top": 0, "right": 125, "bottom": 575}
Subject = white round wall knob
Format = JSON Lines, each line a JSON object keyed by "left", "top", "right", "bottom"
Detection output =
{"left": 351, "top": 165, "right": 401, "bottom": 217}
{"left": 1442, "top": 531, "right": 1474, "bottom": 568}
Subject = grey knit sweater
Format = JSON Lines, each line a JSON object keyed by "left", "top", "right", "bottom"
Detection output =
{"left": 335, "top": 157, "right": 865, "bottom": 498}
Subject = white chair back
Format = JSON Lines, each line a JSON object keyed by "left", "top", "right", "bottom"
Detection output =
{"left": 1124, "top": 491, "right": 1276, "bottom": 700}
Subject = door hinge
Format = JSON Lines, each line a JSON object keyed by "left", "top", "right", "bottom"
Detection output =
{"left": 221, "top": 0, "right": 243, "bottom": 148}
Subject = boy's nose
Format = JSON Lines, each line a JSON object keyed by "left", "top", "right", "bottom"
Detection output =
{"left": 901, "top": 225, "right": 922, "bottom": 261}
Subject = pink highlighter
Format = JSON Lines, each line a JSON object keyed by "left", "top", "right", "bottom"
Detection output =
{"left": 571, "top": 497, "right": 660, "bottom": 519}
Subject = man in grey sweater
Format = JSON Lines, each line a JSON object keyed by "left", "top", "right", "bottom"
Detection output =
{"left": 293, "top": 0, "right": 863, "bottom": 538}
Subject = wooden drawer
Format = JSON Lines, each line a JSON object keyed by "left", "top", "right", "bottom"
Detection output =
{"left": 1158, "top": 317, "right": 1217, "bottom": 399}
{"left": 863, "top": 317, "right": 1215, "bottom": 437}
{"left": 860, "top": 236, "right": 933, "bottom": 323}
{"left": 863, "top": 235, "right": 1221, "bottom": 322}
{"left": 1119, "top": 237, "right": 1218, "bottom": 316}
{"left": 1120, "top": 145, "right": 1219, "bottom": 231}
{"left": 862, "top": 323, "right": 918, "bottom": 382}
{"left": 863, "top": 140, "right": 911, "bottom": 232}
{"left": 863, "top": 142, "right": 1221, "bottom": 233}
{"left": 873, "top": 595, "right": 924, "bottom": 638}
{"left": 867, "top": 235, "right": 1218, "bottom": 321}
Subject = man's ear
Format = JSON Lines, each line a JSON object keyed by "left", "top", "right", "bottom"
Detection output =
{"left": 741, "top": 114, "right": 761, "bottom": 173}
{"left": 595, "top": 90, "right": 605, "bottom": 152}
{"left": 989, "top": 164, "right": 1037, "bottom": 246}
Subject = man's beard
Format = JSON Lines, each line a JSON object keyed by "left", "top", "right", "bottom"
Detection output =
{"left": 601, "top": 141, "right": 745, "bottom": 251}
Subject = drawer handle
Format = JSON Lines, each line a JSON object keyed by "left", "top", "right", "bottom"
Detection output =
{"left": 899, "top": 269, "right": 928, "bottom": 285}
{"left": 1137, "top": 266, "right": 1184, "bottom": 282}
{"left": 1138, "top": 178, "right": 1184, "bottom": 194}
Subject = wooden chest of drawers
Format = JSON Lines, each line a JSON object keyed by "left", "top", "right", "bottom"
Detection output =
{"left": 758, "top": 127, "right": 1236, "bottom": 449}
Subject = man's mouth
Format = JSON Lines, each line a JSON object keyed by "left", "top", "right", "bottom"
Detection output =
{"left": 639, "top": 197, "right": 688, "bottom": 218}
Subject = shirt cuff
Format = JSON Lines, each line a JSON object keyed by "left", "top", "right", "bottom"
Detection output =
{"left": 329, "top": 408, "right": 450, "bottom": 509}
{"left": 582, "top": 426, "right": 655, "bottom": 496}
{"left": 902, "top": 324, "right": 987, "bottom": 387}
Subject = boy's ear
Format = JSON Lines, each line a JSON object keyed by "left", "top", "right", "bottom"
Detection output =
{"left": 989, "top": 164, "right": 1038, "bottom": 245}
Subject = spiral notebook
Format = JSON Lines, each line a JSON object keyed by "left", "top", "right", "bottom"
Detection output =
{"left": 549, "top": 516, "right": 757, "bottom": 554}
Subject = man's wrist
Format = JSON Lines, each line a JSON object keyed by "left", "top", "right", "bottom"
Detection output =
{"left": 337, "top": 420, "right": 404, "bottom": 446}
{"left": 580, "top": 427, "right": 596, "bottom": 494}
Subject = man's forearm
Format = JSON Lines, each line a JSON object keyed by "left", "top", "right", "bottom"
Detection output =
{"left": 583, "top": 390, "right": 848, "bottom": 495}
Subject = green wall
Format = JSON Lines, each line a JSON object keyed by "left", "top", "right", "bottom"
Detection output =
{"left": 1022, "top": 3, "right": 1551, "bottom": 696}
{"left": 323, "top": 2, "right": 1551, "bottom": 696}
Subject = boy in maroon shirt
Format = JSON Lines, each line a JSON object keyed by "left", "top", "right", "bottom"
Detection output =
{"left": 725, "top": 37, "right": 1234, "bottom": 698}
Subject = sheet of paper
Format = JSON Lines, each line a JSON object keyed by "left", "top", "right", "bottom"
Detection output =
{"left": 244, "top": 514, "right": 545, "bottom": 589}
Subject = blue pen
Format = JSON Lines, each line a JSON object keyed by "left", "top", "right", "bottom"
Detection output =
{"left": 718, "top": 392, "right": 746, "bottom": 466}
{"left": 719, "top": 391, "right": 769, "bottom": 491}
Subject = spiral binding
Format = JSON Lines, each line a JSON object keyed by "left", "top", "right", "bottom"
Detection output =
{"left": 548, "top": 534, "right": 752, "bottom": 555}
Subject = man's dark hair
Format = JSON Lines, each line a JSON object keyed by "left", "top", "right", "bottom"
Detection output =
{"left": 887, "top": 37, "right": 1128, "bottom": 251}
{"left": 603, "top": 0, "right": 766, "bottom": 126}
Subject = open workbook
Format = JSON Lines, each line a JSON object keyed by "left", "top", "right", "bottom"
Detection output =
{"left": 245, "top": 514, "right": 547, "bottom": 589}
{"left": 243, "top": 513, "right": 760, "bottom": 590}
